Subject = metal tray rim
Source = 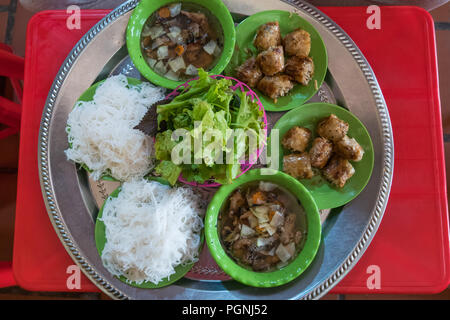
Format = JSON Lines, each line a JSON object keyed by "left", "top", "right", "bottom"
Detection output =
{"left": 38, "top": 0, "right": 394, "bottom": 300}
{"left": 285, "top": 0, "right": 394, "bottom": 299}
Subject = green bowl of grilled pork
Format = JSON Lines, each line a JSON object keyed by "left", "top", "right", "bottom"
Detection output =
{"left": 205, "top": 169, "right": 321, "bottom": 288}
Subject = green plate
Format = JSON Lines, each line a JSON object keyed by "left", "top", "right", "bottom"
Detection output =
{"left": 225, "top": 10, "right": 328, "bottom": 112}
{"left": 269, "top": 103, "right": 374, "bottom": 209}
{"left": 67, "top": 77, "right": 144, "bottom": 182}
{"left": 94, "top": 177, "right": 203, "bottom": 289}
{"left": 127, "top": 0, "right": 236, "bottom": 89}
{"left": 75, "top": 77, "right": 143, "bottom": 103}
{"left": 205, "top": 169, "right": 321, "bottom": 288}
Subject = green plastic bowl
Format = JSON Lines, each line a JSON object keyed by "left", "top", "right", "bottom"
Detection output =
{"left": 126, "top": 0, "right": 236, "bottom": 89}
{"left": 205, "top": 169, "right": 321, "bottom": 288}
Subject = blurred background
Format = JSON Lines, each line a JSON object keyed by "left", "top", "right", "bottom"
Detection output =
{"left": 0, "top": 0, "right": 449, "bottom": 300}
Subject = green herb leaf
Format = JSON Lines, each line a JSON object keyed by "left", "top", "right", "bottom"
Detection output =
{"left": 154, "top": 160, "right": 182, "bottom": 186}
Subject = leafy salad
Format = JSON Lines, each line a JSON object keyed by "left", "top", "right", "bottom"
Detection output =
{"left": 154, "top": 69, "right": 265, "bottom": 185}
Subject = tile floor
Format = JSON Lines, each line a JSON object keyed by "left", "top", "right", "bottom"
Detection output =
{"left": 0, "top": 0, "right": 449, "bottom": 300}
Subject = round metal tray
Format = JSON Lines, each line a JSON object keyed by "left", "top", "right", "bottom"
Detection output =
{"left": 38, "top": 0, "right": 394, "bottom": 299}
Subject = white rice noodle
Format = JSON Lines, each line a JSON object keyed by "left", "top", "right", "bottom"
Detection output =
{"left": 65, "top": 75, "right": 165, "bottom": 181}
{"left": 100, "top": 179, "right": 204, "bottom": 285}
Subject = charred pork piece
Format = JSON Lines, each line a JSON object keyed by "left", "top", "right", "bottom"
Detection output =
{"left": 229, "top": 190, "right": 245, "bottom": 214}
{"left": 144, "top": 48, "right": 158, "bottom": 59}
{"left": 317, "top": 114, "right": 349, "bottom": 142}
{"left": 294, "top": 231, "right": 303, "bottom": 244}
{"left": 221, "top": 225, "right": 232, "bottom": 238}
{"left": 284, "top": 56, "right": 314, "bottom": 86}
{"left": 283, "top": 28, "right": 311, "bottom": 58}
{"left": 142, "top": 36, "right": 151, "bottom": 47}
{"left": 180, "top": 10, "right": 213, "bottom": 37}
{"left": 323, "top": 155, "right": 355, "bottom": 188}
{"left": 256, "top": 45, "right": 285, "bottom": 76}
{"left": 222, "top": 225, "right": 240, "bottom": 244}
{"left": 183, "top": 43, "right": 214, "bottom": 68}
{"left": 281, "top": 126, "right": 311, "bottom": 153}
{"left": 239, "top": 210, "right": 253, "bottom": 221}
{"left": 280, "top": 213, "right": 297, "bottom": 245}
{"left": 309, "top": 137, "right": 333, "bottom": 169}
{"left": 253, "top": 21, "right": 282, "bottom": 51}
{"left": 283, "top": 152, "right": 314, "bottom": 179}
{"left": 257, "top": 74, "right": 294, "bottom": 102}
{"left": 252, "top": 254, "right": 280, "bottom": 272}
{"left": 235, "top": 57, "right": 263, "bottom": 88}
{"left": 335, "top": 135, "right": 364, "bottom": 162}
{"left": 231, "top": 238, "right": 254, "bottom": 261}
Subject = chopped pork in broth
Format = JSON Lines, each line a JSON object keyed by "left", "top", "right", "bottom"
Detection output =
{"left": 141, "top": 2, "right": 224, "bottom": 81}
{"left": 219, "top": 181, "right": 307, "bottom": 272}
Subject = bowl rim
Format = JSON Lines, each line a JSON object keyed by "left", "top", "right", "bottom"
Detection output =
{"left": 126, "top": 0, "right": 236, "bottom": 89}
{"left": 205, "top": 168, "right": 322, "bottom": 288}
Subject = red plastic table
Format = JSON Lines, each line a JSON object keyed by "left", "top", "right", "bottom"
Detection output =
{"left": 13, "top": 7, "right": 450, "bottom": 294}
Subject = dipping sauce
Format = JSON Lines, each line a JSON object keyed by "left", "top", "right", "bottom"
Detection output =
{"left": 141, "top": 2, "right": 224, "bottom": 81}
{"left": 218, "top": 181, "right": 307, "bottom": 272}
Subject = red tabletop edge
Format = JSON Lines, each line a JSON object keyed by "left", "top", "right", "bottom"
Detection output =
{"left": 12, "top": 10, "right": 111, "bottom": 292}
{"left": 12, "top": 7, "right": 450, "bottom": 294}
{"left": 322, "top": 6, "right": 450, "bottom": 294}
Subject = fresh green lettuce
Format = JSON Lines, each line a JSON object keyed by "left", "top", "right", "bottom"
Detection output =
{"left": 154, "top": 69, "right": 264, "bottom": 185}
{"left": 154, "top": 160, "right": 182, "bottom": 186}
